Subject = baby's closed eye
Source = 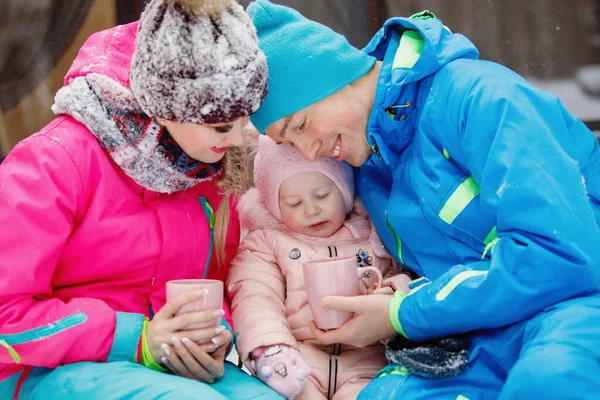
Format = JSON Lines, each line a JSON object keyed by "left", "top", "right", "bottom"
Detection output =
{"left": 285, "top": 201, "right": 302, "bottom": 208}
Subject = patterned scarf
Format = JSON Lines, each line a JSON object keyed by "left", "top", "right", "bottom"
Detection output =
{"left": 52, "top": 73, "right": 222, "bottom": 193}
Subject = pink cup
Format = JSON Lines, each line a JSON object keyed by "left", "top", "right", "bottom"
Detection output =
{"left": 303, "top": 256, "right": 383, "bottom": 330}
{"left": 165, "top": 279, "right": 223, "bottom": 330}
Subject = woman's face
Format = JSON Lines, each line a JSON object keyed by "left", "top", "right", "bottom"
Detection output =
{"left": 159, "top": 116, "right": 250, "bottom": 163}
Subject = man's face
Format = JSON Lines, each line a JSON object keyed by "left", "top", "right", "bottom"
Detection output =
{"left": 264, "top": 86, "right": 372, "bottom": 167}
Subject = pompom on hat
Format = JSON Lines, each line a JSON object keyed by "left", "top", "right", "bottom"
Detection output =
{"left": 130, "top": 0, "right": 268, "bottom": 124}
{"left": 254, "top": 136, "right": 355, "bottom": 222}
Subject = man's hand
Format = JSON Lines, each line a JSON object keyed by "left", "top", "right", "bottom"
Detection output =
{"left": 310, "top": 293, "right": 398, "bottom": 348}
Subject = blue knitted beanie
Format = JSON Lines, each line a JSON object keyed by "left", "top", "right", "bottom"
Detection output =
{"left": 248, "top": 0, "right": 377, "bottom": 133}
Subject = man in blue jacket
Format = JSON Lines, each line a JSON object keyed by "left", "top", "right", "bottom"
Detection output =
{"left": 247, "top": 1, "right": 600, "bottom": 399}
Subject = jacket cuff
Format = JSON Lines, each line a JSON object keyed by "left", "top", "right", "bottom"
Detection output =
{"left": 107, "top": 312, "right": 145, "bottom": 362}
{"left": 389, "top": 290, "right": 409, "bottom": 339}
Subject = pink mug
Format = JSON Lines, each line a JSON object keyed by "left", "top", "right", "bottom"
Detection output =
{"left": 303, "top": 256, "right": 383, "bottom": 330}
{"left": 165, "top": 279, "right": 223, "bottom": 330}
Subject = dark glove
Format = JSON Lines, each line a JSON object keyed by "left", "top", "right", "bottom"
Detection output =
{"left": 384, "top": 335, "right": 469, "bottom": 379}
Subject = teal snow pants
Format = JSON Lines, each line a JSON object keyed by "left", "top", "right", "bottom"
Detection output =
{"left": 0, "top": 360, "right": 284, "bottom": 399}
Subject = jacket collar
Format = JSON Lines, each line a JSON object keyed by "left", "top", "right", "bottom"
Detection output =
{"left": 363, "top": 14, "right": 479, "bottom": 165}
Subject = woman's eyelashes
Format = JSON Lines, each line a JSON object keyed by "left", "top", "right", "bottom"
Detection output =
{"left": 214, "top": 124, "right": 234, "bottom": 133}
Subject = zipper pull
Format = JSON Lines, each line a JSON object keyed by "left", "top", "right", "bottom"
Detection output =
{"left": 371, "top": 144, "right": 383, "bottom": 160}
{"left": 198, "top": 197, "right": 215, "bottom": 229}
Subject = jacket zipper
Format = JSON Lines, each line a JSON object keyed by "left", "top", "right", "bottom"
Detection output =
{"left": 198, "top": 197, "right": 215, "bottom": 279}
{"left": 371, "top": 143, "right": 383, "bottom": 160}
{"left": 326, "top": 246, "right": 340, "bottom": 399}
{"left": 150, "top": 197, "right": 214, "bottom": 318}
{"left": 327, "top": 343, "right": 342, "bottom": 399}
{"left": 327, "top": 245, "right": 338, "bottom": 258}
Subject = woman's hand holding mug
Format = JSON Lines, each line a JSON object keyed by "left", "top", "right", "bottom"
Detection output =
{"left": 146, "top": 280, "right": 230, "bottom": 382}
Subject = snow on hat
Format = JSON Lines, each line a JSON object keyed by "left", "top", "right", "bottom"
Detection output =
{"left": 254, "top": 136, "right": 355, "bottom": 222}
{"left": 130, "top": 0, "right": 268, "bottom": 124}
{"left": 247, "top": 0, "right": 376, "bottom": 133}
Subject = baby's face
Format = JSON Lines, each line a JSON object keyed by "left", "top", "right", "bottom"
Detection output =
{"left": 279, "top": 171, "right": 346, "bottom": 238}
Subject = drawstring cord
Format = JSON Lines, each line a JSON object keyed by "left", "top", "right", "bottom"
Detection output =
{"left": 482, "top": 237, "right": 500, "bottom": 259}
{"left": 0, "top": 340, "right": 21, "bottom": 363}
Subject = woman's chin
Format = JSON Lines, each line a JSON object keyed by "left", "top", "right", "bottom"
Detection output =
{"left": 190, "top": 151, "right": 226, "bottom": 164}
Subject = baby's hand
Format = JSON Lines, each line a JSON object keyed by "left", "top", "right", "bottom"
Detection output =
{"left": 371, "top": 273, "right": 412, "bottom": 295}
{"left": 250, "top": 345, "right": 310, "bottom": 399}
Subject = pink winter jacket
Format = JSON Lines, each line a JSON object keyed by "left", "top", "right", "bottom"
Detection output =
{"left": 228, "top": 189, "right": 408, "bottom": 396}
{"left": 0, "top": 22, "right": 239, "bottom": 383}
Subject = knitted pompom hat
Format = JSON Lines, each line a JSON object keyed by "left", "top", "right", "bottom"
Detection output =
{"left": 254, "top": 136, "right": 355, "bottom": 222}
{"left": 130, "top": 0, "right": 268, "bottom": 124}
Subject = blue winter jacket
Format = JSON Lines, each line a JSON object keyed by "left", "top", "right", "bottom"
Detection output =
{"left": 356, "top": 12, "right": 600, "bottom": 341}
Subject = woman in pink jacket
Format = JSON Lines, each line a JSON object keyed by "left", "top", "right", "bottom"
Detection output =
{"left": 227, "top": 137, "right": 413, "bottom": 400}
{"left": 0, "top": 0, "right": 282, "bottom": 399}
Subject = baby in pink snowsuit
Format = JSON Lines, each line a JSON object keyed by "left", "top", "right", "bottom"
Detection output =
{"left": 227, "top": 136, "right": 412, "bottom": 399}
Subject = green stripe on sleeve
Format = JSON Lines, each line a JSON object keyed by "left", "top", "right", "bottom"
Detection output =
{"left": 435, "top": 270, "right": 488, "bottom": 301}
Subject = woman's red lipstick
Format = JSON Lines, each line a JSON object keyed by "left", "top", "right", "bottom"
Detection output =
{"left": 211, "top": 146, "right": 228, "bottom": 154}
